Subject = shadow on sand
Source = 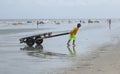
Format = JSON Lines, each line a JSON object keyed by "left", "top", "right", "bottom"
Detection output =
{"left": 20, "top": 45, "right": 68, "bottom": 58}
{"left": 67, "top": 46, "right": 77, "bottom": 56}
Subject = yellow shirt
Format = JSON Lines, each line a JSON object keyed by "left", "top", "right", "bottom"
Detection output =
{"left": 70, "top": 26, "right": 79, "bottom": 35}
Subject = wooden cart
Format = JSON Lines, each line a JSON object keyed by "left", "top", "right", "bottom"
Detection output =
{"left": 19, "top": 32, "right": 69, "bottom": 47}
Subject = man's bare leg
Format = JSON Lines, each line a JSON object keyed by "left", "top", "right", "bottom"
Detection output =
{"left": 67, "top": 40, "right": 71, "bottom": 46}
{"left": 73, "top": 40, "right": 76, "bottom": 46}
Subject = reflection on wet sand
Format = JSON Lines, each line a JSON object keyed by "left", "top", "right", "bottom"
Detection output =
{"left": 67, "top": 46, "right": 76, "bottom": 56}
{"left": 20, "top": 45, "right": 45, "bottom": 58}
{"left": 20, "top": 45, "right": 67, "bottom": 58}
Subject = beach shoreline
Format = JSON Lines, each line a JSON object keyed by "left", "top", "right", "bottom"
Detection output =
{"left": 0, "top": 22, "right": 120, "bottom": 74}
{"left": 55, "top": 39, "right": 120, "bottom": 74}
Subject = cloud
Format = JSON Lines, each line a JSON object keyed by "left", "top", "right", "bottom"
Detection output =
{"left": 1, "top": 0, "right": 120, "bottom": 7}
{"left": 33, "top": 0, "right": 118, "bottom": 7}
{"left": 0, "top": 0, "right": 120, "bottom": 19}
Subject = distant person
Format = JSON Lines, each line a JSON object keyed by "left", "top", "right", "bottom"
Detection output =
{"left": 108, "top": 19, "right": 111, "bottom": 29}
{"left": 37, "top": 21, "right": 39, "bottom": 28}
{"left": 67, "top": 23, "right": 81, "bottom": 46}
{"left": 80, "top": 20, "right": 82, "bottom": 23}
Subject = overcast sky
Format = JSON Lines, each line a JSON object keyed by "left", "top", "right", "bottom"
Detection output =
{"left": 0, "top": 0, "right": 120, "bottom": 19}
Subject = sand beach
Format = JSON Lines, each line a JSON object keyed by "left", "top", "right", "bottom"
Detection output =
{"left": 0, "top": 20, "right": 120, "bottom": 74}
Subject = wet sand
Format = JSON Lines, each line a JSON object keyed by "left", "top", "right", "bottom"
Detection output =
{"left": 57, "top": 40, "right": 120, "bottom": 74}
{"left": 0, "top": 23, "right": 120, "bottom": 74}
{"left": 0, "top": 28, "right": 52, "bottom": 35}
{"left": 0, "top": 26, "right": 74, "bottom": 74}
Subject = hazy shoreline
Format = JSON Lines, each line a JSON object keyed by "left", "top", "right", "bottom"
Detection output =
{"left": 55, "top": 39, "right": 120, "bottom": 74}
{"left": 0, "top": 22, "right": 120, "bottom": 74}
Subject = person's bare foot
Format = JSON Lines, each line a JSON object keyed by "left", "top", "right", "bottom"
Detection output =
{"left": 67, "top": 43, "right": 70, "bottom": 46}
{"left": 73, "top": 44, "right": 76, "bottom": 47}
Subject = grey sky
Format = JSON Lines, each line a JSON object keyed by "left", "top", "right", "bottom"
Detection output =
{"left": 0, "top": 0, "right": 120, "bottom": 19}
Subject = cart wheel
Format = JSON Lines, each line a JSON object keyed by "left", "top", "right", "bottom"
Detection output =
{"left": 35, "top": 36, "right": 43, "bottom": 45}
{"left": 26, "top": 37, "right": 34, "bottom": 47}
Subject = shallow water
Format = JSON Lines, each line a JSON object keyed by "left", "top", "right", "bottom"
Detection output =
{"left": 0, "top": 24, "right": 76, "bottom": 74}
{"left": 0, "top": 22, "right": 120, "bottom": 74}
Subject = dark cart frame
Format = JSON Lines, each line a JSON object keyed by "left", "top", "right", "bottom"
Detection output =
{"left": 19, "top": 32, "right": 69, "bottom": 47}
